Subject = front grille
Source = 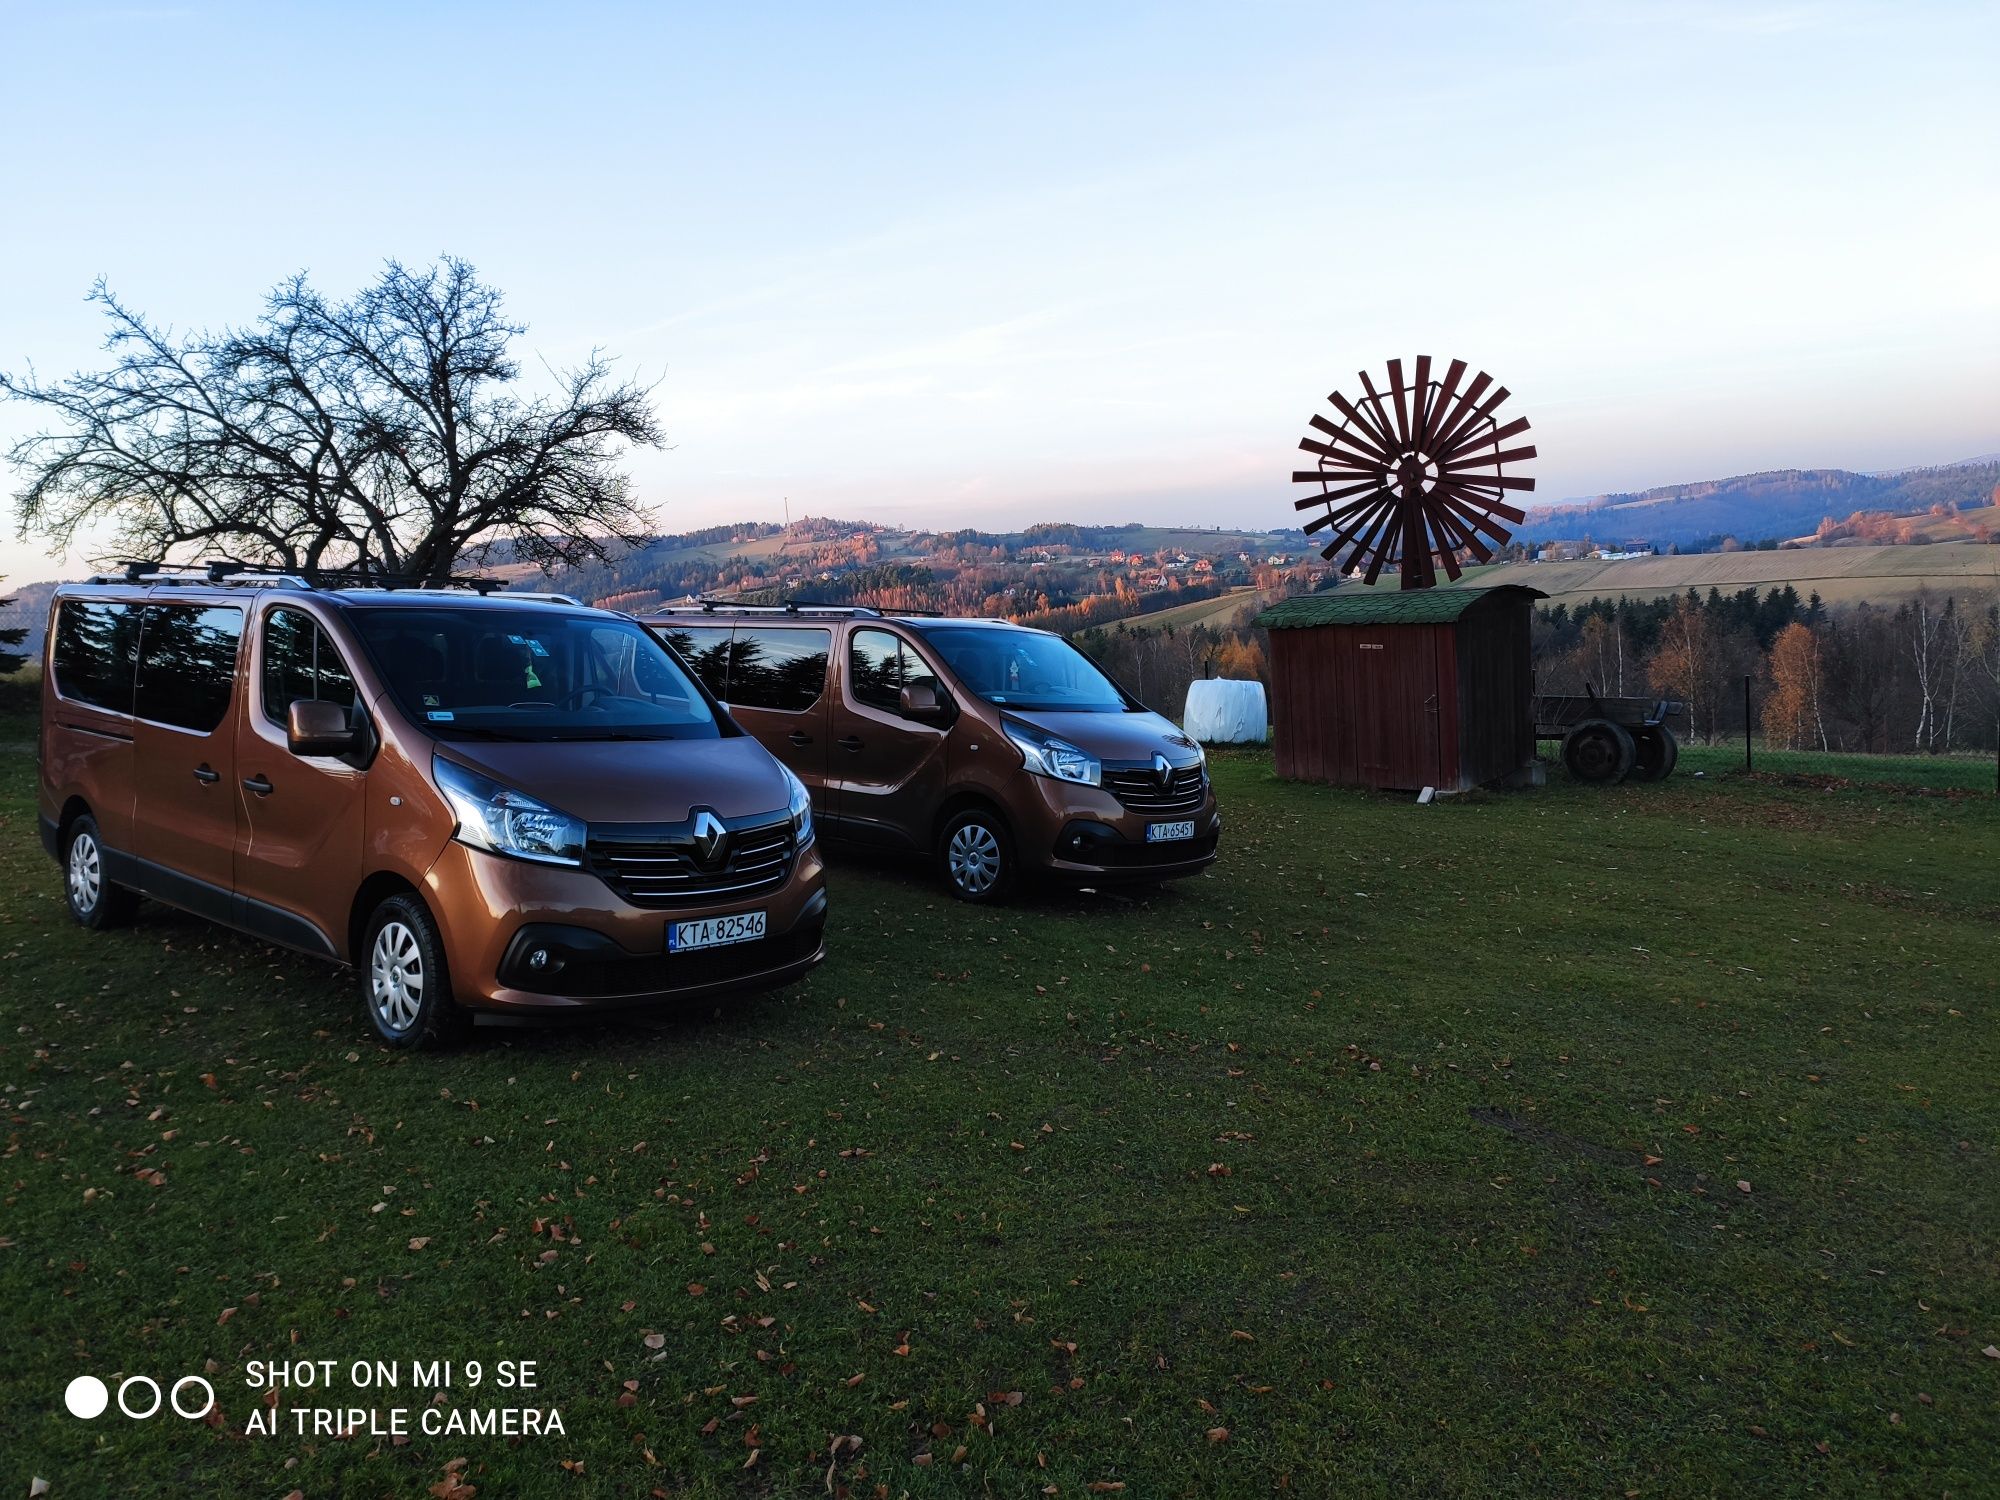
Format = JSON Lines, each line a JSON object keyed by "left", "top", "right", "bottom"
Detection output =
{"left": 587, "top": 817, "right": 795, "bottom": 908}
{"left": 1100, "top": 763, "right": 1207, "bottom": 815}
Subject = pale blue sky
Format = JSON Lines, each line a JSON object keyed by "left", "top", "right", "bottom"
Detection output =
{"left": 2, "top": 0, "right": 1995, "bottom": 581}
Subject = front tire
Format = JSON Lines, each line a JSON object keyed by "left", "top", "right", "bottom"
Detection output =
{"left": 360, "top": 894, "right": 468, "bottom": 1049}
{"left": 63, "top": 814, "right": 138, "bottom": 929}
{"left": 939, "top": 807, "right": 1016, "bottom": 903}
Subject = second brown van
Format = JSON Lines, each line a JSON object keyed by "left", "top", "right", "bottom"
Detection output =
{"left": 645, "top": 604, "right": 1221, "bottom": 901}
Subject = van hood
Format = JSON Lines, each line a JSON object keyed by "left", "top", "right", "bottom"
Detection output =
{"left": 433, "top": 735, "right": 791, "bottom": 826}
{"left": 1001, "top": 708, "right": 1203, "bottom": 768}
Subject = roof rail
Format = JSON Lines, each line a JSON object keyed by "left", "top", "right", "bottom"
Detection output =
{"left": 81, "top": 557, "right": 574, "bottom": 602}
{"left": 649, "top": 598, "right": 887, "bottom": 619}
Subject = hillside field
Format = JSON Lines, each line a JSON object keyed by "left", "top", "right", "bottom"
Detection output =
{"left": 3, "top": 713, "right": 1996, "bottom": 1497}
{"left": 1454, "top": 541, "right": 2000, "bottom": 609}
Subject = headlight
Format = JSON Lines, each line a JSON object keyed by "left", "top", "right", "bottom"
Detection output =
{"left": 783, "top": 765, "right": 815, "bottom": 848}
{"left": 433, "top": 756, "right": 587, "bottom": 867}
{"left": 1003, "top": 716, "right": 1101, "bottom": 787}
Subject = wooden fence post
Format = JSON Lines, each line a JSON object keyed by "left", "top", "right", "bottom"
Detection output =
{"left": 1743, "top": 675, "right": 1753, "bottom": 773}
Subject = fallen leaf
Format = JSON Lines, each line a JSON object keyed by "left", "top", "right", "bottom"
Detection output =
{"left": 1206, "top": 1426, "right": 1230, "bottom": 1443}
{"left": 642, "top": 1333, "right": 666, "bottom": 1350}
{"left": 409, "top": 1237, "right": 431, "bottom": 1252}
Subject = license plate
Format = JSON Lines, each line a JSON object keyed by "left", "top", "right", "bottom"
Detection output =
{"left": 667, "top": 910, "right": 767, "bottom": 953}
{"left": 1146, "top": 820, "right": 1196, "bottom": 843}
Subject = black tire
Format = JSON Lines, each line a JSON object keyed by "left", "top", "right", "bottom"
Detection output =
{"left": 359, "top": 893, "right": 469, "bottom": 1049}
{"left": 938, "top": 806, "right": 1016, "bottom": 903}
{"left": 1630, "top": 724, "right": 1679, "bottom": 782}
{"left": 1562, "top": 720, "right": 1636, "bottom": 784}
{"left": 62, "top": 813, "right": 139, "bottom": 930}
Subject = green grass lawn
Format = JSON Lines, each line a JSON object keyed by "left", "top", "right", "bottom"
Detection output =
{"left": 1677, "top": 741, "right": 1998, "bottom": 794}
{"left": 3, "top": 713, "right": 1996, "bottom": 1497}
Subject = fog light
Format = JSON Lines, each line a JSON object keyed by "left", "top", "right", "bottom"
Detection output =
{"left": 527, "top": 947, "right": 551, "bottom": 971}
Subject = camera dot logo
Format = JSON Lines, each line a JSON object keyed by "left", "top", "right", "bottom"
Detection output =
{"left": 63, "top": 1373, "right": 214, "bottom": 1421}
{"left": 64, "top": 1375, "right": 109, "bottom": 1419}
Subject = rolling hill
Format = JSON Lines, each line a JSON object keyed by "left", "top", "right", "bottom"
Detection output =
{"left": 1519, "top": 461, "right": 2000, "bottom": 549}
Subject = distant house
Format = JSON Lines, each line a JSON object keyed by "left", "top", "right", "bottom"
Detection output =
{"left": 1590, "top": 546, "right": 1654, "bottom": 561}
{"left": 1192, "top": 558, "right": 1215, "bottom": 574}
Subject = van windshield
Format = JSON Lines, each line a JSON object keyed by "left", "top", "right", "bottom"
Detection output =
{"left": 350, "top": 607, "right": 722, "bottom": 742}
{"left": 922, "top": 626, "right": 1131, "bottom": 713}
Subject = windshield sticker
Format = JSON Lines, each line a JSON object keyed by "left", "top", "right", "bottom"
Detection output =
{"left": 508, "top": 633, "right": 551, "bottom": 657}
{"left": 427, "top": 710, "right": 455, "bottom": 721}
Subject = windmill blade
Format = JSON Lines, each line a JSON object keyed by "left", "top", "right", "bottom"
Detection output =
{"left": 1296, "top": 438, "right": 1387, "bottom": 474}
{"left": 1326, "top": 494, "right": 1400, "bottom": 571}
{"left": 1328, "top": 391, "right": 1399, "bottom": 457}
{"left": 1431, "top": 381, "right": 1512, "bottom": 456}
{"left": 1307, "top": 413, "right": 1391, "bottom": 466}
{"left": 1438, "top": 413, "right": 1531, "bottom": 459}
{"left": 1409, "top": 355, "right": 1433, "bottom": 451}
{"left": 1310, "top": 490, "right": 1398, "bottom": 557}
{"left": 1440, "top": 444, "right": 1538, "bottom": 472}
{"left": 1294, "top": 476, "right": 1387, "bottom": 507}
{"left": 1357, "top": 369, "right": 1403, "bottom": 453}
{"left": 1435, "top": 485, "right": 1527, "bottom": 535}
{"left": 1425, "top": 370, "right": 1493, "bottom": 454}
{"left": 1386, "top": 358, "right": 1413, "bottom": 447}
{"left": 1417, "top": 357, "right": 1468, "bottom": 451}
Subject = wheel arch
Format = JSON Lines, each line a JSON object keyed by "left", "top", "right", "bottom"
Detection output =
{"left": 931, "top": 789, "right": 1013, "bottom": 851}
{"left": 346, "top": 871, "right": 426, "bottom": 966}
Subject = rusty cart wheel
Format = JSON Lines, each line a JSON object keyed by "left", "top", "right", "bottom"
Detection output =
{"left": 1562, "top": 719, "right": 1635, "bottom": 784}
{"left": 1630, "top": 724, "right": 1679, "bottom": 782}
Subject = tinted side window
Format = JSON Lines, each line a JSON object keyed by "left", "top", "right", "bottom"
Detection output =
{"left": 849, "top": 628, "right": 915, "bottom": 712}
{"left": 729, "top": 628, "right": 830, "bottom": 712}
{"left": 262, "top": 608, "right": 358, "bottom": 728}
{"left": 657, "top": 625, "right": 733, "bottom": 700}
{"left": 136, "top": 604, "right": 243, "bottom": 734}
{"left": 52, "top": 601, "right": 139, "bottom": 712}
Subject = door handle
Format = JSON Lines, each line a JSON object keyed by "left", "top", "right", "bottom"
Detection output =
{"left": 242, "top": 775, "right": 274, "bottom": 796}
{"left": 788, "top": 731, "right": 814, "bottom": 747}
{"left": 837, "top": 735, "right": 863, "bottom": 753}
{"left": 192, "top": 765, "right": 220, "bottom": 784}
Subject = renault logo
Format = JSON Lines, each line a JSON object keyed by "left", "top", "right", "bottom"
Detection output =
{"left": 1152, "top": 752, "right": 1173, "bottom": 786}
{"left": 690, "top": 809, "right": 729, "bottom": 869}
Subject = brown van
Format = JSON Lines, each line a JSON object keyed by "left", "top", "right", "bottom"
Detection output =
{"left": 38, "top": 567, "right": 826, "bottom": 1047}
{"left": 643, "top": 604, "right": 1220, "bottom": 901}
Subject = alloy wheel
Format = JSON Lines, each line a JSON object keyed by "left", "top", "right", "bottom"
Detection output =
{"left": 68, "top": 831, "right": 102, "bottom": 913}
{"left": 947, "top": 822, "right": 1002, "bottom": 895}
{"left": 370, "top": 920, "right": 425, "bottom": 1034}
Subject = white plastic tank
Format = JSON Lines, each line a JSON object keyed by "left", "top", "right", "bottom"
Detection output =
{"left": 1184, "top": 678, "right": 1268, "bottom": 744}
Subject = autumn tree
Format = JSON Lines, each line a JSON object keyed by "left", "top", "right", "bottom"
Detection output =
{"left": 1646, "top": 593, "right": 1724, "bottom": 741}
{"left": 1761, "top": 622, "right": 1827, "bottom": 750}
{"left": 3, "top": 258, "right": 663, "bottom": 582}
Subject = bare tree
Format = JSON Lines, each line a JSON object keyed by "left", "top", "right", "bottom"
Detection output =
{"left": 3, "top": 258, "right": 664, "bottom": 582}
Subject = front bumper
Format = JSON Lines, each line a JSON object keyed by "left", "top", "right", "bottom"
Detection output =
{"left": 424, "top": 838, "right": 828, "bottom": 1013}
{"left": 1014, "top": 778, "right": 1222, "bottom": 883}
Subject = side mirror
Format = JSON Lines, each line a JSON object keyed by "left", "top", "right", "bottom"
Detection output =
{"left": 287, "top": 699, "right": 359, "bottom": 757}
{"left": 898, "top": 683, "right": 949, "bottom": 723}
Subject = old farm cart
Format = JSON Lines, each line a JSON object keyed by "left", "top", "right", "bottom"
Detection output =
{"left": 1535, "top": 689, "right": 1684, "bottom": 784}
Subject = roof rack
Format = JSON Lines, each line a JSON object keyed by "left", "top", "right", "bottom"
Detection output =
{"left": 651, "top": 599, "right": 885, "bottom": 619}
{"left": 653, "top": 597, "right": 948, "bottom": 620}
{"left": 83, "top": 558, "right": 577, "bottom": 604}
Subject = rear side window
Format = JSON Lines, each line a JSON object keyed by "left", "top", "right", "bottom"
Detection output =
{"left": 728, "top": 627, "right": 830, "bottom": 712}
{"left": 657, "top": 625, "right": 732, "bottom": 699}
{"left": 848, "top": 628, "right": 935, "bottom": 712}
{"left": 51, "top": 600, "right": 140, "bottom": 712}
{"left": 262, "top": 608, "right": 358, "bottom": 727}
{"left": 136, "top": 604, "right": 243, "bottom": 734}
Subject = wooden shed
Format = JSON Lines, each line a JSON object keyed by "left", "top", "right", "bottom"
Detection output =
{"left": 1254, "top": 585, "right": 1545, "bottom": 792}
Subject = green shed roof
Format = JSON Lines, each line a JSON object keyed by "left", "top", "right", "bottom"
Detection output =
{"left": 1254, "top": 584, "right": 1546, "bottom": 630}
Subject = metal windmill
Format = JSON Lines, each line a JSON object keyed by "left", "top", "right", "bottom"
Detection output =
{"left": 1291, "top": 357, "right": 1535, "bottom": 589}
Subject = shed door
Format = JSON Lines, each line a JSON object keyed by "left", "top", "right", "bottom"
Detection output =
{"left": 1353, "top": 629, "right": 1443, "bottom": 789}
